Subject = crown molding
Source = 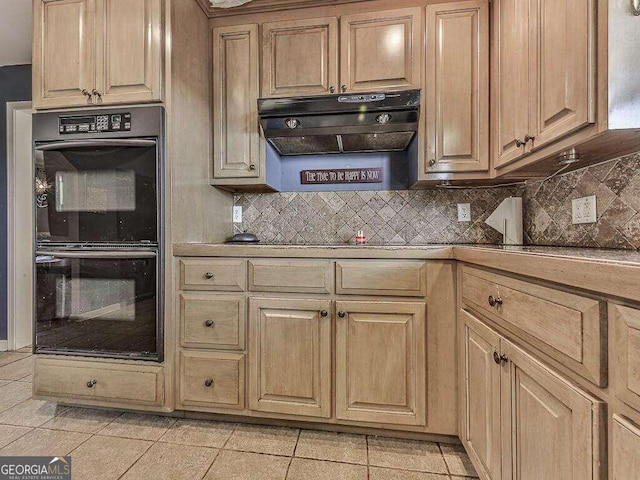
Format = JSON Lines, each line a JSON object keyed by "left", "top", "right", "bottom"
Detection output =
{"left": 201, "top": 0, "right": 371, "bottom": 18}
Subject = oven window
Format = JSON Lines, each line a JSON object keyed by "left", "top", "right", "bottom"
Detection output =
{"left": 35, "top": 144, "right": 157, "bottom": 243}
{"left": 35, "top": 254, "right": 160, "bottom": 360}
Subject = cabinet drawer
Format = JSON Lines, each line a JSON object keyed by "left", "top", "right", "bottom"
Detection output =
{"left": 336, "top": 261, "right": 427, "bottom": 296}
{"left": 179, "top": 258, "right": 245, "bottom": 291}
{"left": 34, "top": 358, "right": 164, "bottom": 406}
{"left": 248, "top": 259, "right": 332, "bottom": 293}
{"left": 612, "top": 415, "right": 640, "bottom": 479}
{"left": 612, "top": 305, "right": 640, "bottom": 412}
{"left": 461, "top": 266, "right": 605, "bottom": 386}
{"left": 180, "top": 293, "right": 245, "bottom": 350}
{"left": 179, "top": 350, "right": 245, "bottom": 410}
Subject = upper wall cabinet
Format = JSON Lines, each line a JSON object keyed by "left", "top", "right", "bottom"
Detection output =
{"left": 340, "top": 8, "right": 422, "bottom": 93}
{"left": 212, "top": 24, "right": 263, "bottom": 181}
{"left": 493, "top": 0, "right": 595, "bottom": 168}
{"left": 423, "top": 0, "right": 489, "bottom": 174}
{"left": 262, "top": 17, "right": 338, "bottom": 98}
{"left": 33, "top": 0, "right": 163, "bottom": 110}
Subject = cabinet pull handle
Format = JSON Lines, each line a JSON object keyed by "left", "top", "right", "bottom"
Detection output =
{"left": 428, "top": 159, "right": 436, "bottom": 167}
{"left": 524, "top": 134, "right": 535, "bottom": 144}
{"left": 493, "top": 351, "right": 508, "bottom": 364}
{"left": 488, "top": 295, "right": 503, "bottom": 307}
{"left": 92, "top": 89, "right": 102, "bottom": 99}
{"left": 204, "top": 378, "right": 214, "bottom": 387}
{"left": 86, "top": 379, "right": 97, "bottom": 388}
{"left": 320, "top": 310, "right": 328, "bottom": 317}
{"left": 633, "top": 0, "right": 640, "bottom": 15}
{"left": 330, "top": 86, "right": 335, "bottom": 93}
{"left": 205, "top": 319, "right": 215, "bottom": 327}
{"left": 82, "top": 89, "right": 92, "bottom": 103}
{"left": 249, "top": 164, "right": 256, "bottom": 171}
{"left": 341, "top": 85, "right": 347, "bottom": 93}
{"left": 515, "top": 138, "right": 525, "bottom": 148}
{"left": 204, "top": 272, "right": 215, "bottom": 280}
{"left": 337, "top": 311, "right": 346, "bottom": 318}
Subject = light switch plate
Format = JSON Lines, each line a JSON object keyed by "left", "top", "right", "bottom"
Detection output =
{"left": 571, "top": 195, "right": 597, "bottom": 224}
{"left": 457, "top": 203, "right": 471, "bottom": 222}
{"left": 233, "top": 206, "right": 243, "bottom": 223}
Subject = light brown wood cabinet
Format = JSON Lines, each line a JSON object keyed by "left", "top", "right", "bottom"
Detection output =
{"left": 612, "top": 414, "right": 640, "bottom": 480}
{"left": 33, "top": 0, "right": 163, "bottom": 109}
{"left": 459, "top": 310, "right": 502, "bottom": 480}
{"left": 212, "top": 24, "right": 263, "bottom": 182}
{"left": 248, "top": 297, "right": 332, "bottom": 418}
{"left": 459, "top": 309, "right": 604, "bottom": 480}
{"left": 424, "top": 0, "right": 489, "bottom": 174}
{"left": 340, "top": 8, "right": 422, "bottom": 93}
{"left": 612, "top": 305, "right": 640, "bottom": 414}
{"left": 335, "top": 300, "right": 426, "bottom": 426}
{"left": 261, "top": 17, "right": 338, "bottom": 98}
{"left": 493, "top": 0, "right": 595, "bottom": 168}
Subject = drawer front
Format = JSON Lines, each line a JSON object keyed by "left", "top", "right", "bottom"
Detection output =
{"left": 34, "top": 358, "right": 164, "bottom": 406}
{"left": 179, "top": 350, "right": 245, "bottom": 409}
{"left": 612, "top": 305, "right": 640, "bottom": 412}
{"left": 248, "top": 259, "right": 332, "bottom": 293}
{"left": 613, "top": 415, "right": 640, "bottom": 479}
{"left": 461, "top": 266, "right": 605, "bottom": 386}
{"left": 179, "top": 258, "right": 246, "bottom": 291}
{"left": 180, "top": 293, "right": 245, "bottom": 350}
{"left": 336, "top": 261, "right": 427, "bottom": 296}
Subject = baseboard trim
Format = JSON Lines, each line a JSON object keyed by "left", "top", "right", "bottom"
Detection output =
{"left": 0, "top": 341, "right": 9, "bottom": 352}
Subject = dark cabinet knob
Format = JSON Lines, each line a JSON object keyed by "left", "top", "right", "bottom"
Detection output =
{"left": 92, "top": 89, "right": 102, "bottom": 99}
{"left": 249, "top": 164, "right": 256, "bottom": 171}
{"left": 204, "top": 378, "right": 214, "bottom": 387}
{"left": 524, "top": 134, "right": 535, "bottom": 143}
{"left": 488, "top": 295, "right": 503, "bottom": 307}
{"left": 516, "top": 138, "right": 525, "bottom": 148}
{"left": 204, "top": 272, "right": 215, "bottom": 280}
{"left": 205, "top": 319, "right": 215, "bottom": 327}
{"left": 330, "top": 86, "right": 335, "bottom": 93}
{"left": 86, "top": 380, "right": 97, "bottom": 388}
{"left": 493, "top": 351, "right": 508, "bottom": 364}
{"left": 338, "top": 311, "right": 346, "bottom": 318}
{"left": 341, "top": 85, "right": 347, "bottom": 92}
{"left": 428, "top": 159, "right": 436, "bottom": 167}
{"left": 320, "top": 310, "right": 328, "bottom": 317}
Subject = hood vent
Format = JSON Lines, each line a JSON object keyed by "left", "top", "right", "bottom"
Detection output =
{"left": 258, "top": 90, "right": 420, "bottom": 156}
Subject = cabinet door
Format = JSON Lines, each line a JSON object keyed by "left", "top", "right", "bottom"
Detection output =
{"left": 459, "top": 310, "right": 502, "bottom": 480}
{"left": 492, "top": 0, "right": 530, "bottom": 167}
{"left": 212, "top": 24, "right": 261, "bottom": 179}
{"left": 612, "top": 415, "right": 640, "bottom": 480}
{"left": 500, "top": 339, "right": 604, "bottom": 480}
{"left": 335, "top": 301, "right": 426, "bottom": 426}
{"left": 95, "top": 0, "right": 163, "bottom": 105}
{"left": 340, "top": 8, "right": 422, "bottom": 93}
{"left": 528, "top": 0, "right": 595, "bottom": 149}
{"left": 33, "top": 0, "right": 95, "bottom": 109}
{"left": 425, "top": 1, "right": 489, "bottom": 174}
{"left": 612, "top": 305, "right": 640, "bottom": 412}
{"left": 248, "top": 298, "right": 331, "bottom": 418}
{"left": 262, "top": 17, "right": 338, "bottom": 98}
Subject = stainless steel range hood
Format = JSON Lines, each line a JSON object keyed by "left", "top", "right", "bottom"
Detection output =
{"left": 258, "top": 90, "right": 420, "bottom": 156}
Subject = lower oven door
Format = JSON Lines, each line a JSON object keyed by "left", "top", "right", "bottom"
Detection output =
{"left": 34, "top": 249, "right": 161, "bottom": 361}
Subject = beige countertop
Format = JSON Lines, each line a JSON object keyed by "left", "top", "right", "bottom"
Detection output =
{"left": 173, "top": 243, "right": 640, "bottom": 302}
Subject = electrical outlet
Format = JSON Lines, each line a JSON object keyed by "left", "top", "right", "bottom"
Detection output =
{"left": 571, "top": 195, "right": 597, "bottom": 224}
{"left": 457, "top": 203, "right": 471, "bottom": 222}
{"left": 233, "top": 206, "right": 243, "bottom": 223}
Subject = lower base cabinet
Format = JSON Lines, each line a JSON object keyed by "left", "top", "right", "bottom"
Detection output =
{"left": 336, "top": 300, "right": 426, "bottom": 426}
{"left": 612, "top": 414, "right": 640, "bottom": 479}
{"left": 248, "top": 297, "right": 332, "bottom": 418}
{"left": 460, "top": 309, "right": 604, "bottom": 480}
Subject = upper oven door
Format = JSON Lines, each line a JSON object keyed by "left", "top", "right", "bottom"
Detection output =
{"left": 35, "top": 139, "right": 158, "bottom": 244}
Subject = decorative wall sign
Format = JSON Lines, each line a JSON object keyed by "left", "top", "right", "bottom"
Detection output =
{"left": 300, "top": 167, "right": 383, "bottom": 185}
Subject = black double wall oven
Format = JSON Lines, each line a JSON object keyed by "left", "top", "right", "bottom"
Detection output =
{"left": 33, "top": 107, "right": 164, "bottom": 361}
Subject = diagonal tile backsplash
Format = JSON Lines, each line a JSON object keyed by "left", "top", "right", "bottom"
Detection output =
{"left": 233, "top": 152, "right": 640, "bottom": 249}
{"left": 521, "top": 152, "right": 640, "bottom": 249}
{"left": 234, "top": 188, "right": 518, "bottom": 245}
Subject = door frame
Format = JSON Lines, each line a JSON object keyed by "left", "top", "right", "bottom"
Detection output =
{"left": 6, "top": 101, "right": 34, "bottom": 351}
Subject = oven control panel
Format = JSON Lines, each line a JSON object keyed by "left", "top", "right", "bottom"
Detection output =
{"left": 59, "top": 112, "right": 132, "bottom": 134}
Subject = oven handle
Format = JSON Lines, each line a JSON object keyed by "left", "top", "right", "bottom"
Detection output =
{"left": 35, "top": 139, "right": 156, "bottom": 151}
{"left": 36, "top": 250, "right": 157, "bottom": 259}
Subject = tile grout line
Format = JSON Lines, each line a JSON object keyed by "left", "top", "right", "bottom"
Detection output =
{"left": 114, "top": 436, "right": 157, "bottom": 480}
{"left": 284, "top": 429, "right": 301, "bottom": 480}
{"left": 366, "top": 435, "right": 370, "bottom": 480}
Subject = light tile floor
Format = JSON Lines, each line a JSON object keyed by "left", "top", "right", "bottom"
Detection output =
{"left": 0, "top": 350, "right": 478, "bottom": 480}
